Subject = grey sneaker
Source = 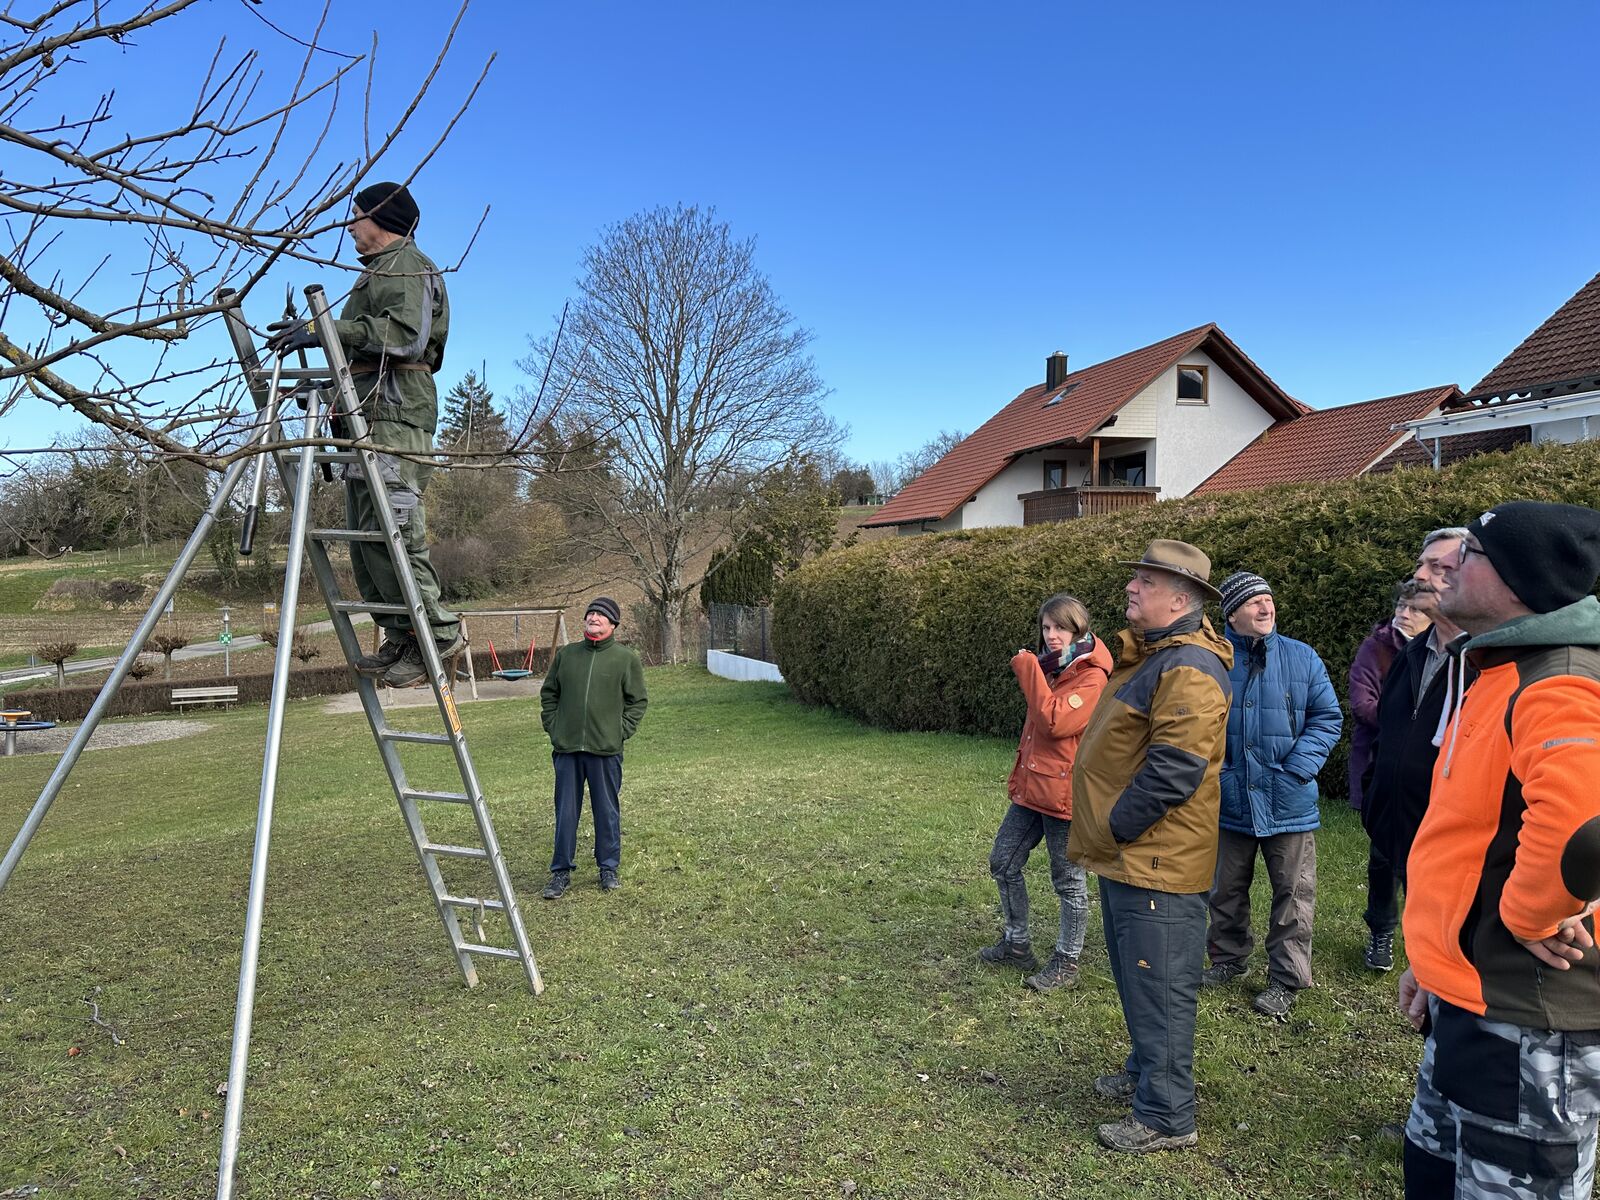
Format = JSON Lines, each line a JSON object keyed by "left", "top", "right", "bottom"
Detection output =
{"left": 599, "top": 868, "right": 620, "bottom": 891}
{"left": 1093, "top": 1071, "right": 1138, "bottom": 1103}
{"left": 355, "top": 635, "right": 411, "bottom": 676}
{"left": 1253, "top": 980, "right": 1297, "bottom": 1019}
{"left": 1364, "top": 931, "right": 1395, "bottom": 972}
{"left": 1200, "top": 960, "right": 1247, "bottom": 988}
{"left": 977, "top": 939, "right": 1038, "bottom": 972}
{"left": 1097, "top": 1114, "right": 1197, "bottom": 1153}
{"left": 381, "top": 639, "right": 429, "bottom": 688}
{"left": 541, "top": 872, "right": 570, "bottom": 900}
{"left": 1024, "top": 951, "right": 1079, "bottom": 992}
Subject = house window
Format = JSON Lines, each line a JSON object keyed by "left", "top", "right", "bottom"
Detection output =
{"left": 1043, "top": 460, "right": 1067, "bottom": 490}
{"left": 1177, "top": 365, "right": 1208, "bottom": 405}
{"left": 1043, "top": 382, "right": 1079, "bottom": 408}
{"left": 1099, "top": 451, "right": 1147, "bottom": 487}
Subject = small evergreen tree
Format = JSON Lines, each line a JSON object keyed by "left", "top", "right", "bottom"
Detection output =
{"left": 438, "top": 370, "right": 509, "bottom": 454}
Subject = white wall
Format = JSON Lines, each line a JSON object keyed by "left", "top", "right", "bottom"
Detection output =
{"left": 962, "top": 448, "right": 1093, "bottom": 529}
{"left": 707, "top": 649, "right": 784, "bottom": 682}
{"left": 1534, "top": 417, "right": 1592, "bottom": 445}
{"left": 1143, "top": 350, "right": 1277, "bottom": 497}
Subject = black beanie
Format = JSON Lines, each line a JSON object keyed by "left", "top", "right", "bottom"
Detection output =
{"left": 354, "top": 182, "right": 420, "bottom": 235}
{"left": 1467, "top": 501, "right": 1600, "bottom": 614}
{"left": 586, "top": 596, "right": 622, "bottom": 626}
{"left": 1219, "top": 570, "right": 1273, "bottom": 621}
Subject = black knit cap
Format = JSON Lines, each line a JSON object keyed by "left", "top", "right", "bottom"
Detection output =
{"left": 354, "top": 182, "right": 420, "bottom": 235}
{"left": 1467, "top": 501, "right": 1600, "bottom": 614}
{"left": 585, "top": 596, "right": 622, "bottom": 626}
{"left": 1219, "top": 570, "right": 1273, "bottom": 621}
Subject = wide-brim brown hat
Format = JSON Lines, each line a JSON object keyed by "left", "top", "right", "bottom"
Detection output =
{"left": 1118, "top": 539, "right": 1222, "bottom": 601}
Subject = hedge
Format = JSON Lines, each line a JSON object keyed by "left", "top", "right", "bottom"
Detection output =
{"left": 773, "top": 438, "right": 1600, "bottom": 799}
{"left": 1, "top": 647, "right": 552, "bottom": 723}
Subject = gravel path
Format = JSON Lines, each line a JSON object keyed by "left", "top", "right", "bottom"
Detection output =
{"left": 5, "top": 719, "right": 213, "bottom": 757}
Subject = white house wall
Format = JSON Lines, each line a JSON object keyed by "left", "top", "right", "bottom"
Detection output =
{"left": 1140, "top": 350, "right": 1277, "bottom": 497}
{"left": 1534, "top": 417, "right": 1591, "bottom": 445}
{"left": 962, "top": 448, "right": 1094, "bottom": 529}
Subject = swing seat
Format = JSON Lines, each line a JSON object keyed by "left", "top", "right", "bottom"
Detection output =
{"left": 492, "top": 668, "right": 534, "bottom": 682}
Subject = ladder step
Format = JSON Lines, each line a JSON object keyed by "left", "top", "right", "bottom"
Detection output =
{"left": 314, "top": 451, "right": 359, "bottom": 464}
{"left": 421, "top": 842, "right": 489, "bottom": 861}
{"left": 441, "top": 894, "right": 506, "bottom": 913}
{"left": 332, "top": 600, "right": 410, "bottom": 615}
{"left": 380, "top": 729, "right": 454, "bottom": 746}
{"left": 402, "top": 788, "right": 472, "bottom": 805}
{"left": 311, "top": 528, "right": 386, "bottom": 542}
{"left": 459, "top": 943, "right": 521, "bottom": 961}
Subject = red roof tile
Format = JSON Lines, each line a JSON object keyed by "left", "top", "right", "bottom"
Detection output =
{"left": 863, "top": 325, "right": 1301, "bottom": 527}
{"left": 1189, "top": 384, "right": 1461, "bottom": 495}
{"left": 1471, "top": 269, "right": 1600, "bottom": 398}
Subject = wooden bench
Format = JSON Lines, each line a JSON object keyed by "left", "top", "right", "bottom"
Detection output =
{"left": 171, "top": 685, "right": 240, "bottom": 709}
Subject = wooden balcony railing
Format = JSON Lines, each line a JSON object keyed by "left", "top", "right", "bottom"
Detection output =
{"left": 1017, "top": 485, "right": 1161, "bottom": 526}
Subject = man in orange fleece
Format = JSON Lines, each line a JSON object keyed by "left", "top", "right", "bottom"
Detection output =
{"left": 1398, "top": 501, "right": 1600, "bottom": 1199}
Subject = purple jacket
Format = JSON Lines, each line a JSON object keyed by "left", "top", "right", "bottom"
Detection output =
{"left": 1346, "top": 620, "right": 1409, "bottom": 811}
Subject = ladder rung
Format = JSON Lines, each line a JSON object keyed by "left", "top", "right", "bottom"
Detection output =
{"left": 402, "top": 788, "right": 472, "bottom": 805}
{"left": 421, "top": 842, "right": 488, "bottom": 861}
{"left": 441, "top": 894, "right": 506, "bottom": 913}
{"left": 311, "top": 528, "right": 386, "bottom": 542}
{"left": 332, "top": 600, "right": 409, "bottom": 615}
{"left": 251, "top": 367, "right": 334, "bottom": 382}
{"left": 380, "top": 729, "right": 454, "bottom": 746}
{"left": 459, "top": 943, "right": 520, "bottom": 961}
{"left": 314, "top": 451, "right": 359, "bottom": 463}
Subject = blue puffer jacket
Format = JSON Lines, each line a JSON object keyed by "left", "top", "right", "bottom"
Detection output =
{"left": 1219, "top": 627, "right": 1343, "bottom": 836}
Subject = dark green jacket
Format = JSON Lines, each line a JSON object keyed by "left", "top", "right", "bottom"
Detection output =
{"left": 540, "top": 635, "right": 648, "bottom": 756}
{"left": 334, "top": 236, "right": 449, "bottom": 434}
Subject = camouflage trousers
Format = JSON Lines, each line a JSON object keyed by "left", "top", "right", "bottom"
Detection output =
{"left": 1406, "top": 996, "right": 1600, "bottom": 1198}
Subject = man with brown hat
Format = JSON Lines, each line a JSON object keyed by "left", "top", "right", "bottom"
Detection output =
{"left": 1068, "top": 539, "right": 1233, "bottom": 1153}
{"left": 266, "top": 181, "right": 459, "bottom": 688}
{"left": 1397, "top": 501, "right": 1600, "bottom": 1198}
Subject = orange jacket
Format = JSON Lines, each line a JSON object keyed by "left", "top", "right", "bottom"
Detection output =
{"left": 1006, "top": 638, "right": 1113, "bottom": 819}
{"left": 1403, "top": 598, "right": 1600, "bottom": 1029}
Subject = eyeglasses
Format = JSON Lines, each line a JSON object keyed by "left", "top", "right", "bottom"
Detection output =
{"left": 1455, "top": 542, "right": 1488, "bottom": 567}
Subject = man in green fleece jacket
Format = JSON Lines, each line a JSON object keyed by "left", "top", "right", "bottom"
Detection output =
{"left": 538, "top": 596, "right": 648, "bottom": 898}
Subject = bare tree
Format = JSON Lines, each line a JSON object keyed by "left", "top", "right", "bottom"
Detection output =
{"left": 522, "top": 205, "right": 839, "bottom": 661}
{"left": 0, "top": 1, "right": 493, "bottom": 467}
{"left": 34, "top": 640, "right": 77, "bottom": 688}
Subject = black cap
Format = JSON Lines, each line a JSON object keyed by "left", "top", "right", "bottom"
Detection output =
{"left": 585, "top": 596, "right": 622, "bottom": 626}
{"left": 354, "top": 182, "right": 419, "bottom": 236}
{"left": 1467, "top": 501, "right": 1600, "bottom": 614}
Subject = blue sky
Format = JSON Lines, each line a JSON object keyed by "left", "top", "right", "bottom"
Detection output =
{"left": 8, "top": 1, "right": 1600, "bottom": 466}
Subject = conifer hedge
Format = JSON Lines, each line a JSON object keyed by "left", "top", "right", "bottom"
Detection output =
{"left": 773, "top": 439, "right": 1600, "bottom": 798}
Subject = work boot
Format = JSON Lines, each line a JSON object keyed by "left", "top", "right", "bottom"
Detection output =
{"left": 599, "top": 868, "right": 620, "bottom": 891}
{"left": 977, "top": 939, "right": 1038, "bottom": 972}
{"left": 1096, "top": 1114, "right": 1197, "bottom": 1153}
{"left": 1093, "top": 1071, "right": 1138, "bottom": 1103}
{"left": 435, "top": 630, "right": 466, "bottom": 663}
{"left": 1024, "top": 951, "right": 1079, "bottom": 992}
{"left": 355, "top": 635, "right": 411, "bottom": 677}
{"left": 1364, "top": 931, "right": 1395, "bottom": 972}
{"left": 541, "top": 872, "right": 570, "bottom": 900}
{"left": 381, "top": 639, "right": 429, "bottom": 688}
{"left": 1200, "top": 960, "right": 1247, "bottom": 988}
{"left": 1252, "top": 980, "right": 1297, "bottom": 1019}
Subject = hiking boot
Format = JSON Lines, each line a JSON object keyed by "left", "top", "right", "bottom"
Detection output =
{"left": 977, "top": 939, "right": 1038, "bottom": 972}
{"left": 1024, "top": 951, "right": 1079, "bottom": 992}
{"left": 599, "top": 868, "right": 620, "bottom": 891}
{"left": 381, "top": 639, "right": 429, "bottom": 688}
{"left": 1364, "top": 931, "right": 1395, "bottom": 972}
{"left": 355, "top": 635, "right": 411, "bottom": 677}
{"left": 1253, "top": 980, "right": 1297, "bottom": 1019}
{"left": 541, "top": 872, "right": 570, "bottom": 900}
{"left": 435, "top": 631, "right": 466, "bottom": 663}
{"left": 1093, "top": 1071, "right": 1138, "bottom": 1103}
{"left": 1200, "top": 960, "right": 1247, "bottom": 988}
{"left": 1096, "top": 1114, "right": 1197, "bottom": 1153}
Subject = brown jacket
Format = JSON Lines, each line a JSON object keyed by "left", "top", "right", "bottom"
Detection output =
{"left": 1067, "top": 614, "right": 1233, "bottom": 894}
{"left": 1006, "top": 637, "right": 1114, "bottom": 819}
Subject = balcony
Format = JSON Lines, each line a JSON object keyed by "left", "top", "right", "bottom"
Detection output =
{"left": 1018, "top": 485, "right": 1161, "bottom": 526}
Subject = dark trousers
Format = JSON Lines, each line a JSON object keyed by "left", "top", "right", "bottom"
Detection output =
{"left": 1364, "top": 840, "right": 1400, "bottom": 937}
{"left": 551, "top": 752, "right": 622, "bottom": 874}
{"left": 1100, "top": 877, "right": 1207, "bottom": 1137}
{"left": 1206, "top": 829, "right": 1317, "bottom": 990}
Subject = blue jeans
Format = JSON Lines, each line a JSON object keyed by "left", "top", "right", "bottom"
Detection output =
{"left": 1100, "top": 877, "right": 1207, "bottom": 1137}
{"left": 550, "top": 752, "right": 622, "bottom": 874}
{"left": 988, "top": 803, "right": 1089, "bottom": 958}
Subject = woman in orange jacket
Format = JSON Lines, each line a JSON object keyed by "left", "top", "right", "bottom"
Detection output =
{"left": 979, "top": 593, "right": 1114, "bottom": 990}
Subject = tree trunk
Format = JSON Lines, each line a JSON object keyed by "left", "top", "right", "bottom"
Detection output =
{"left": 54, "top": 663, "right": 65, "bottom": 689}
{"left": 163, "top": 653, "right": 173, "bottom": 681}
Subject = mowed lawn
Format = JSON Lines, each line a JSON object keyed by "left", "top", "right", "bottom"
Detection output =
{"left": 1, "top": 668, "right": 1414, "bottom": 1198}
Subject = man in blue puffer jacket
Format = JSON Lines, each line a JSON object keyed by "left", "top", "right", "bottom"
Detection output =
{"left": 1202, "top": 571, "right": 1342, "bottom": 1019}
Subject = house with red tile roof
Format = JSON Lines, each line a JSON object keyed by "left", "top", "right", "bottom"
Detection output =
{"left": 862, "top": 324, "right": 1305, "bottom": 533}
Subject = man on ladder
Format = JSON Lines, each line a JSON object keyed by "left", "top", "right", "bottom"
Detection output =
{"left": 268, "top": 181, "right": 461, "bottom": 687}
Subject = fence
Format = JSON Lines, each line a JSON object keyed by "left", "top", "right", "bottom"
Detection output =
{"left": 706, "top": 602, "right": 775, "bottom": 664}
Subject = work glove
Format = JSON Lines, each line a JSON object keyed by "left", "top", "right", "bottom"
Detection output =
{"left": 264, "top": 318, "right": 319, "bottom": 356}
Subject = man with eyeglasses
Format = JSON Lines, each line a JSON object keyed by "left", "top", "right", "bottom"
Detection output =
{"left": 266, "top": 181, "right": 460, "bottom": 688}
{"left": 1397, "top": 501, "right": 1600, "bottom": 1199}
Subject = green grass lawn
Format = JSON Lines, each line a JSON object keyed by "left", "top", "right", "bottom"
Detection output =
{"left": 0, "top": 669, "right": 1414, "bottom": 1198}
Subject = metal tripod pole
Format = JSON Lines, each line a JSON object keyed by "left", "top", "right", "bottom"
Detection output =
{"left": 215, "top": 390, "right": 323, "bottom": 1200}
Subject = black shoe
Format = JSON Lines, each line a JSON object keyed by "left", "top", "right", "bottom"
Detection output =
{"left": 599, "top": 868, "right": 620, "bottom": 891}
{"left": 381, "top": 639, "right": 429, "bottom": 688}
{"left": 1253, "top": 980, "right": 1297, "bottom": 1019}
{"left": 355, "top": 635, "right": 411, "bottom": 677}
{"left": 541, "top": 872, "right": 570, "bottom": 900}
{"left": 1200, "top": 961, "right": 1247, "bottom": 988}
{"left": 977, "top": 939, "right": 1038, "bottom": 971}
{"left": 1093, "top": 1071, "right": 1138, "bottom": 1103}
{"left": 1025, "top": 951, "right": 1080, "bottom": 991}
{"left": 435, "top": 631, "right": 466, "bottom": 662}
{"left": 1364, "top": 931, "right": 1395, "bottom": 972}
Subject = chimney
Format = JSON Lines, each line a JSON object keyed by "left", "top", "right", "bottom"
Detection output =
{"left": 1045, "top": 350, "right": 1070, "bottom": 391}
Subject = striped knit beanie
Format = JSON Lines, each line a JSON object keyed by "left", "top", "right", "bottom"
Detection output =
{"left": 1219, "top": 571, "right": 1273, "bottom": 621}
